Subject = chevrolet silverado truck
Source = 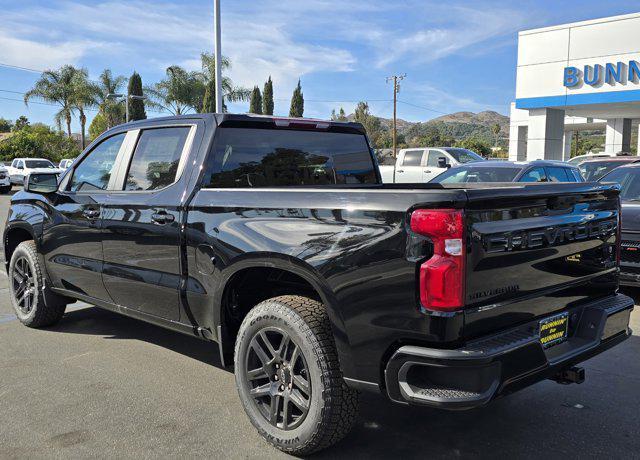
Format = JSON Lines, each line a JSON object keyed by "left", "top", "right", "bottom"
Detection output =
{"left": 4, "top": 114, "right": 634, "bottom": 455}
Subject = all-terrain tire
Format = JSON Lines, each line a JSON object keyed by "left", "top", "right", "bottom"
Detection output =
{"left": 9, "top": 240, "right": 67, "bottom": 327}
{"left": 234, "top": 295, "right": 359, "bottom": 455}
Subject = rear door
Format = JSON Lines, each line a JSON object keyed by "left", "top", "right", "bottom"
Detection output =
{"left": 101, "top": 122, "right": 200, "bottom": 320}
{"left": 463, "top": 184, "right": 619, "bottom": 338}
{"left": 395, "top": 149, "right": 424, "bottom": 183}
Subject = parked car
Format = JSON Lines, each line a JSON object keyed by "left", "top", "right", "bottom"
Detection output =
{"left": 378, "top": 147, "right": 484, "bottom": 183}
{"left": 58, "top": 158, "right": 75, "bottom": 169}
{"left": 578, "top": 157, "right": 640, "bottom": 181}
{"left": 598, "top": 163, "right": 640, "bottom": 286}
{"left": 431, "top": 160, "right": 583, "bottom": 183}
{"left": 0, "top": 164, "right": 11, "bottom": 193}
{"left": 566, "top": 151, "right": 635, "bottom": 166}
{"left": 6, "top": 158, "right": 65, "bottom": 185}
{"left": 4, "top": 114, "right": 633, "bottom": 455}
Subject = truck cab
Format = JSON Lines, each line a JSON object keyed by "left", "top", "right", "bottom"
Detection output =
{"left": 379, "top": 147, "right": 484, "bottom": 183}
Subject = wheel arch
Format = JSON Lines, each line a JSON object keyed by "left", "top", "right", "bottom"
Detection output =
{"left": 3, "top": 222, "right": 38, "bottom": 272}
{"left": 214, "top": 254, "right": 354, "bottom": 377}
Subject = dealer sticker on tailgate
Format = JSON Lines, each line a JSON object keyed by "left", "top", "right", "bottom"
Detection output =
{"left": 539, "top": 312, "right": 569, "bottom": 348}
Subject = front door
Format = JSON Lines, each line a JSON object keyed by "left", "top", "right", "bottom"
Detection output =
{"left": 41, "top": 132, "right": 128, "bottom": 301}
{"left": 101, "top": 124, "right": 196, "bottom": 321}
{"left": 395, "top": 149, "right": 425, "bottom": 183}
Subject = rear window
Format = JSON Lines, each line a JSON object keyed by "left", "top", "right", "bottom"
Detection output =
{"left": 204, "top": 128, "right": 376, "bottom": 187}
{"left": 434, "top": 166, "right": 520, "bottom": 183}
{"left": 600, "top": 167, "right": 640, "bottom": 201}
{"left": 579, "top": 161, "right": 632, "bottom": 181}
{"left": 25, "top": 160, "right": 55, "bottom": 169}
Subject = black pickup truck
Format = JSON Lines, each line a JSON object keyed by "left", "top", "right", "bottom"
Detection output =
{"left": 4, "top": 114, "right": 633, "bottom": 455}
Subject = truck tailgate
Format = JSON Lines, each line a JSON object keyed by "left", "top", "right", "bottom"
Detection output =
{"left": 463, "top": 183, "right": 620, "bottom": 339}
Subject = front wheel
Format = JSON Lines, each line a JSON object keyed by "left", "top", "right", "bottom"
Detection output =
{"left": 234, "top": 295, "right": 359, "bottom": 455}
{"left": 9, "top": 241, "right": 67, "bottom": 327}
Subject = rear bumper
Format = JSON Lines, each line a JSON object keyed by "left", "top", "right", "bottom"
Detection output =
{"left": 620, "top": 263, "right": 640, "bottom": 286}
{"left": 384, "top": 294, "right": 634, "bottom": 410}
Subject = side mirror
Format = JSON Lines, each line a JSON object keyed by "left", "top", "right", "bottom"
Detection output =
{"left": 16, "top": 164, "right": 24, "bottom": 170}
{"left": 437, "top": 157, "right": 451, "bottom": 169}
{"left": 25, "top": 173, "right": 58, "bottom": 193}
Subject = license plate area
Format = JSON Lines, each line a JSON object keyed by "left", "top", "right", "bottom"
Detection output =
{"left": 539, "top": 312, "right": 569, "bottom": 348}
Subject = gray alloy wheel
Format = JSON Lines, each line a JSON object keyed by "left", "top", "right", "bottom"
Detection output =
{"left": 244, "top": 326, "right": 312, "bottom": 430}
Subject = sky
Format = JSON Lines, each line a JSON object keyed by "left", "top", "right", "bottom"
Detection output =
{"left": 0, "top": 0, "right": 639, "bottom": 133}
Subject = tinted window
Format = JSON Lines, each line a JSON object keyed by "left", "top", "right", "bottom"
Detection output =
{"left": 546, "top": 167, "right": 569, "bottom": 182}
{"left": 25, "top": 160, "right": 54, "bottom": 169}
{"left": 569, "top": 168, "right": 584, "bottom": 182}
{"left": 402, "top": 150, "right": 424, "bottom": 166}
{"left": 125, "top": 127, "right": 190, "bottom": 191}
{"left": 205, "top": 128, "right": 376, "bottom": 187}
{"left": 579, "top": 160, "right": 634, "bottom": 181}
{"left": 442, "top": 148, "right": 484, "bottom": 163}
{"left": 70, "top": 133, "right": 125, "bottom": 192}
{"left": 434, "top": 166, "right": 520, "bottom": 183}
{"left": 519, "top": 167, "right": 546, "bottom": 182}
{"left": 600, "top": 167, "right": 640, "bottom": 201}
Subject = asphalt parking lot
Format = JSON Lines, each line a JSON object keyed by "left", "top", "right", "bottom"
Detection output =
{"left": 0, "top": 186, "right": 638, "bottom": 459}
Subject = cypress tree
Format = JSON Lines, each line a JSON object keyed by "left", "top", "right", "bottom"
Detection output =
{"left": 127, "top": 71, "right": 146, "bottom": 121}
{"left": 289, "top": 79, "right": 304, "bottom": 118}
{"left": 249, "top": 86, "right": 263, "bottom": 114}
{"left": 262, "top": 76, "right": 274, "bottom": 115}
{"left": 202, "top": 78, "right": 216, "bottom": 113}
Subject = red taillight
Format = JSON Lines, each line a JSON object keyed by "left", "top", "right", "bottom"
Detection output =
{"left": 410, "top": 209, "right": 465, "bottom": 312}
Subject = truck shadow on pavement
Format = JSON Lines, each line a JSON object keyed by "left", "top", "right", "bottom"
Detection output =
{"left": 45, "top": 289, "right": 639, "bottom": 459}
{"left": 53, "top": 306, "right": 226, "bottom": 369}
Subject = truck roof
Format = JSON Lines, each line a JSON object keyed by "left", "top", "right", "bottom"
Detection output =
{"left": 121, "top": 113, "right": 367, "bottom": 135}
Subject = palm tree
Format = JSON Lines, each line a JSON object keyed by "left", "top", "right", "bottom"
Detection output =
{"left": 71, "top": 68, "right": 95, "bottom": 148}
{"left": 492, "top": 123, "right": 501, "bottom": 148}
{"left": 24, "top": 65, "right": 79, "bottom": 137}
{"left": 200, "top": 53, "right": 251, "bottom": 110}
{"left": 93, "top": 69, "right": 126, "bottom": 128}
{"left": 145, "top": 66, "right": 205, "bottom": 115}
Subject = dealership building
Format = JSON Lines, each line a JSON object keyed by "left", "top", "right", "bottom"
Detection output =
{"left": 509, "top": 12, "right": 640, "bottom": 161}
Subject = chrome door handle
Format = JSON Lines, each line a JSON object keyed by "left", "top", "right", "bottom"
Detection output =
{"left": 397, "top": 170, "right": 404, "bottom": 173}
{"left": 424, "top": 170, "right": 431, "bottom": 173}
{"left": 83, "top": 209, "right": 100, "bottom": 219}
{"left": 151, "top": 212, "right": 175, "bottom": 225}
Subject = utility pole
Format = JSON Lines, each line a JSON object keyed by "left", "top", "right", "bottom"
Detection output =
{"left": 386, "top": 74, "right": 406, "bottom": 182}
{"left": 213, "top": 0, "right": 223, "bottom": 113}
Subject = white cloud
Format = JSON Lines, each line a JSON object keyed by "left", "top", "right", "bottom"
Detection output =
{"left": 352, "top": 4, "right": 528, "bottom": 68}
{"left": 0, "top": 30, "right": 100, "bottom": 70}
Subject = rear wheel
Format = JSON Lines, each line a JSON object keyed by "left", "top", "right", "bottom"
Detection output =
{"left": 234, "top": 295, "right": 359, "bottom": 455}
{"left": 9, "top": 240, "right": 67, "bottom": 327}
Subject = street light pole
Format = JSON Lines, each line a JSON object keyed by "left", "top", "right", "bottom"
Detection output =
{"left": 107, "top": 93, "right": 145, "bottom": 124}
{"left": 214, "top": 0, "right": 223, "bottom": 113}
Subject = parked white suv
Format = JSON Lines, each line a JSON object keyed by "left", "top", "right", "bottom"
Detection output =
{"left": 0, "top": 164, "right": 11, "bottom": 193}
{"left": 7, "top": 158, "right": 64, "bottom": 185}
{"left": 379, "top": 147, "right": 484, "bottom": 183}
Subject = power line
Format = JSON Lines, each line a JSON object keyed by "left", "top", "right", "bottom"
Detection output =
{"left": 0, "top": 62, "right": 44, "bottom": 73}
{"left": 397, "top": 99, "right": 449, "bottom": 115}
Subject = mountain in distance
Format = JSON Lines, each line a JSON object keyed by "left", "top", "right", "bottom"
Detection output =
{"left": 348, "top": 110, "right": 510, "bottom": 147}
